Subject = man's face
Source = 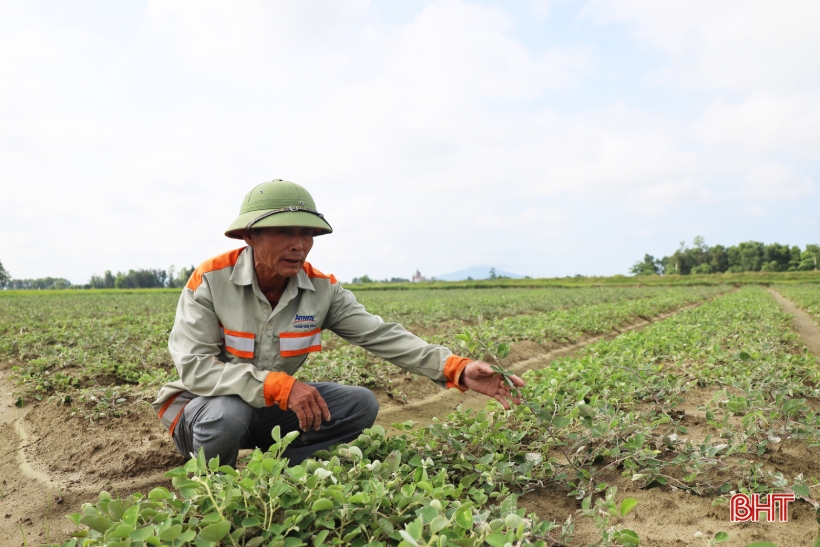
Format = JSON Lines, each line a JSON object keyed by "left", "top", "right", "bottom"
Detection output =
{"left": 244, "top": 226, "right": 315, "bottom": 277}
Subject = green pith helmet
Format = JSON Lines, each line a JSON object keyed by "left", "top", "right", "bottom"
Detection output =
{"left": 224, "top": 180, "right": 333, "bottom": 239}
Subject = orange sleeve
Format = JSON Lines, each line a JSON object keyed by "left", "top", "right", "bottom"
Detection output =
{"left": 443, "top": 355, "right": 471, "bottom": 393}
{"left": 263, "top": 372, "right": 297, "bottom": 410}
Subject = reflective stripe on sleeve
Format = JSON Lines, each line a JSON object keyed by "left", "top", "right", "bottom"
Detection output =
{"left": 279, "top": 328, "right": 322, "bottom": 357}
{"left": 157, "top": 391, "right": 197, "bottom": 436}
{"left": 220, "top": 326, "right": 255, "bottom": 359}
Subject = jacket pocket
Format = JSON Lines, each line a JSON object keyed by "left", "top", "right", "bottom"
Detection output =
{"left": 279, "top": 328, "right": 322, "bottom": 357}
{"left": 219, "top": 325, "right": 255, "bottom": 359}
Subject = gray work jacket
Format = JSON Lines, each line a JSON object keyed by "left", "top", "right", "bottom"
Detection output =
{"left": 153, "top": 246, "right": 467, "bottom": 434}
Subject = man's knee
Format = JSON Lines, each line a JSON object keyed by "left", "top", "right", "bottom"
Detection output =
{"left": 192, "top": 395, "right": 253, "bottom": 442}
{"left": 348, "top": 386, "right": 379, "bottom": 428}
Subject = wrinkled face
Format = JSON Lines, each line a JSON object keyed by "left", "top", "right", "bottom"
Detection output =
{"left": 243, "top": 226, "right": 315, "bottom": 278}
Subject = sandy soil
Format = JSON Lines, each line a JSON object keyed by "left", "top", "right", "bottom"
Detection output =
{"left": 2, "top": 293, "right": 818, "bottom": 546}
{"left": 0, "top": 362, "right": 186, "bottom": 547}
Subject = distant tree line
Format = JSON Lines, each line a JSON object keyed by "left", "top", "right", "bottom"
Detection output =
{"left": 350, "top": 267, "right": 523, "bottom": 284}
{"left": 0, "top": 260, "right": 75, "bottom": 289}
{"left": 0, "top": 260, "right": 195, "bottom": 290}
{"left": 350, "top": 275, "right": 411, "bottom": 284}
{"left": 631, "top": 237, "right": 820, "bottom": 275}
{"left": 88, "top": 266, "right": 195, "bottom": 289}
{"left": 5, "top": 277, "right": 75, "bottom": 290}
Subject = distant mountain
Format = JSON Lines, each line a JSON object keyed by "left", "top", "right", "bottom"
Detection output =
{"left": 433, "top": 266, "right": 525, "bottom": 281}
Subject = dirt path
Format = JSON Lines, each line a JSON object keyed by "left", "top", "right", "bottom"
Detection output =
{"left": 769, "top": 288, "right": 820, "bottom": 356}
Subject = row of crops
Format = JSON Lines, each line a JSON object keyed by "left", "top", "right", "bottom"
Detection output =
{"left": 299, "top": 285, "right": 728, "bottom": 393}
{"left": 351, "top": 286, "right": 700, "bottom": 327}
{"left": 0, "top": 285, "right": 725, "bottom": 416}
{"left": 35, "top": 285, "right": 820, "bottom": 546}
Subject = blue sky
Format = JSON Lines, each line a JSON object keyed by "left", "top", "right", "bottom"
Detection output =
{"left": 1, "top": 0, "right": 818, "bottom": 283}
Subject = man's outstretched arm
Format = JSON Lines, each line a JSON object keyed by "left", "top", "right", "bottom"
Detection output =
{"left": 324, "top": 283, "right": 526, "bottom": 404}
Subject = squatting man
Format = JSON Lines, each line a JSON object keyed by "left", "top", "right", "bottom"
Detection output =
{"left": 153, "top": 180, "right": 525, "bottom": 466}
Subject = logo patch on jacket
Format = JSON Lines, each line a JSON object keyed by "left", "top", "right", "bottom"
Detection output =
{"left": 293, "top": 314, "right": 317, "bottom": 330}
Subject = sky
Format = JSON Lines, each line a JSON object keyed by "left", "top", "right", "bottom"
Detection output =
{"left": 1, "top": 0, "right": 818, "bottom": 284}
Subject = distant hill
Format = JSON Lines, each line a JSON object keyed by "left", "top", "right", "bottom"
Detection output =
{"left": 434, "top": 266, "right": 525, "bottom": 281}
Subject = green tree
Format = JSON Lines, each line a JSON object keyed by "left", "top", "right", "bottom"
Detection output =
{"left": 708, "top": 244, "right": 728, "bottom": 272}
{"left": 662, "top": 241, "right": 691, "bottom": 274}
{"left": 0, "top": 259, "right": 9, "bottom": 287}
{"left": 9, "top": 277, "right": 72, "bottom": 289}
{"left": 789, "top": 245, "right": 802, "bottom": 271}
{"left": 166, "top": 265, "right": 194, "bottom": 288}
{"left": 178, "top": 266, "right": 195, "bottom": 287}
{"left": 630, "top": 254, "right": 660, "bottom": 275}
{"left": 762, "top": 243, "right": 791, "bottom": 271}
{"left": 489, "top": 267, "right": 497, "bottom": 279}
{"left": 90, "top": 270, "right": 117, "bottom": 288}
{"left": 800, "top": 244, "right": 820, "bottom": 271}
{"left": 727, "top": 241, "right": 764, "bottom": 272}
{"left": 690, "top": 236, "right": 709, "bottom": 267}
{"left": 646, "top": 240, "right": 818, "bottom": 276}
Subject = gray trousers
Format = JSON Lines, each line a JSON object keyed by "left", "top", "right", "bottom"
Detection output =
{"left": 172, "top": 383, "right": 379, "bottom": 467}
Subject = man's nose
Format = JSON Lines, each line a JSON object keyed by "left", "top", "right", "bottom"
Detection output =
{"left": 288, "top": 235, "right": 304, "bottom": 250}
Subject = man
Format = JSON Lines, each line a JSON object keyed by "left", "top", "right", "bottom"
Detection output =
{"left": 153, "top": 180, "right": 524, "bottom": 466}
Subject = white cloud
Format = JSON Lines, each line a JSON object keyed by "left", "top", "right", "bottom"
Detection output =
{"left": 582, "top": 0, "right": 820, "bottom": 92}
{"left": 743, "top": 161, "right": 815, "bottom": 201}
{"left": 142, "top": 0, "right": 371, "bottom": 84}
{"left": 526, "top": 0, "right": 552, "bottom": 19}
{"left": 698, "top": 94, "right": 820, "bottom": 159}
{"left": 628, "top": 178, "right": 699, "bottom": 217}
{"left": 742, "top": 205, "right": 768, "bottom": 217}
{"left": 0, "top": 0, "right": 598, "bottom": 281}
{"left": 1, "top": 0, "right": 819, "bottom": 282}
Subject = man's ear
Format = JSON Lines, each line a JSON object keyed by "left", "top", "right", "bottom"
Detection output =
{"left": 242, "top": 229, "right": 254, "bottom": 246}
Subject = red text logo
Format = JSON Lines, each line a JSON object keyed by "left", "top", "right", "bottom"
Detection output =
{"left": 730, "top": 493, "right": 795, "bottom": 522}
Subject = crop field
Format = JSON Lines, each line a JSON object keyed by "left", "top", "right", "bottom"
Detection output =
{"left": 2, "top": 284, "right": 820, "bottom": 547}
{"left": 0, "top": 286, "right": 724, "bottom": 415}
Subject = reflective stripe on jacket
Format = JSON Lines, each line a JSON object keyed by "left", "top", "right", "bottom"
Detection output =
{"left": 153, "top": 246, "right": 470, "bottom": 435}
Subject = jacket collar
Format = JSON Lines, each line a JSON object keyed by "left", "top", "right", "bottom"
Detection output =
{"left": 295, "top": 268, "right": 316, "bottom": 292}
{"left": 230, "top": 246, "right": 256, "bottom": 286}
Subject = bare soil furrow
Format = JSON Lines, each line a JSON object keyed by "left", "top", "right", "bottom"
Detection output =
{"left": 769, "top": 288, "right": 820, "bottom": 358}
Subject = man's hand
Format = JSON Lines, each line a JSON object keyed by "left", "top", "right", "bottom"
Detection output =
{"left": 287, "top": 381, "right": 331, "bottom": 431}
{"left": 460, "top": 361, "right": 525, "bottom": 410}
